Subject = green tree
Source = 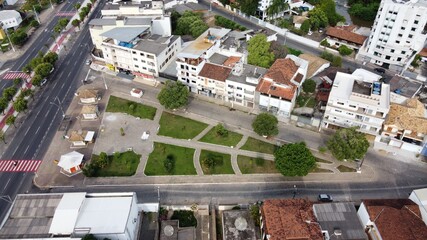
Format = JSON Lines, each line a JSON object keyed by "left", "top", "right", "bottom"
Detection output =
{"left": 266, "top": 0, "right": 289, "bottom": 19}
{"left": 43, "top": 52, "right": 58, "bottom": 65}
{"left": 10, "top": 30, "right": 28, "bottom": 46}
{"left": 164, "top": 154, "right": 175, "bottom": 174}
{"left": 250, "top": 205, "right": 260, "bottom": 226}
{"left": 13, "top": 78, "right": 22, "bottom": 87}
{"left": 74, "top": 3, "right": 81, "bottom": 10}
{"left": 30, "top": 20, "right": 40, "bottom": 28}
{"left": 32, "top": 74, "right": 43, "bottom": 87}
{"left": 28, "top": 55, "right": 44, "bottom": 70}
{"left": 332, "top": 56, "right": 342, "bottom": 67}
{"left": 308, "top": 8, "right": 328, "bottom": 30}
{"left": 157, "top": 81, "right": 189, "bottom": 109}
{"left": 170, "top": 10, "right": 181, "bottom": 32}
{"left": 238, "top": 0, "right": 259, "bottom": 16}
{"left": 320, "top": 39, "right": 331, "bottom": 47}
{"left": 0, "top": 130, "right": 6, "bottom": 144}
{"left": 6, "top": 115, "right": 16, "bottom": 127}
{"left": 214, "top": 123, "right": 229, "bottom": 137}
{"left": 248, "top": 34, "right": 274, "bottom": 68}
{"left": 302, "top": 79, "right": 316, "bottom": 93}
{"left": 34, "top": 63, "right": 53, "bottom": 78}
{"left": 13, "top": 98, "right": 28, "bottom": 113}
{"left": 348, "top": 2, "right": 380, "bottom": 22}
{"left": 252, "top": 113, "right": 279, "bottom": 137}
{"left": 269, "top": 41, "right": 288, "bottom": 60}
{"left": 300, "top": 20, "right": 311, "bottom": 35}
{"left": 3, "top": 87, "right": 17, "bottom": 101}
{"left": 274, "top": 142, "right": 316, "bottom": 176}
{"left": 189, "top": 19, "right": 208, "bottom": 38}
{"left": 0, "top": 97, "right": 8, "bottom": 114}
{"left": 96, "top": 152, "right": 109, "bottom": 168}
{"left": 327, "top": 127, "right": 369, "bottom": 161}
{"left": 320, "top": 0, "right": 345, "bottom": 26}
{"left": 71, "top": 19, "right": 81, "bottom": 29}
{"left": 338, "top": 45, "right": 353, "bottom": 56}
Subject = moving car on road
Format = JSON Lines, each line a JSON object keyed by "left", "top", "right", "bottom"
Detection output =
{"left": 318, "top": 194, "right": 333, "bottom": 202}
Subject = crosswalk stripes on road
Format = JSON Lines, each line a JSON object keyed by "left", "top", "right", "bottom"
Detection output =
{"left": 56, "top": 11, "right": 77, "bottom": 17}
{"left": 0, "top": 160, "right": 42, "bottom": 172}
{"left": 2, "top": 71, "right": 31, "bottom": 80}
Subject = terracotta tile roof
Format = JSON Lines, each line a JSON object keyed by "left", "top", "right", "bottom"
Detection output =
{"left": 261, "top": 199, "right": 323, "bottom": 240}
{"left": 199, "top": 63, "right": 232, "bottom": 82}
{"left": 326, "top": 27, "right": 367, "bottom": 45}
{"left": 363, "top": 199, "right": 427, "bottom": 240}
{"left": 264, "top": 58, "right": 298, "bottom": 85}
{"left": 420, "top": 48, "right": 427, "bottom": 58}
{"left": 384, "top": 98, "right": 427, "bottom": 134}
{"left": 256, "top": 79, "right": 296, "bottom": 101}
{"left": 223, "top": 56, "right": 241, "bottom": 68}
{"left": 294, "top": 73, "right": 304, "bottom": 84}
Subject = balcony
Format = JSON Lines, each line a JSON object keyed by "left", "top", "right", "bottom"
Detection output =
{"left": 177, "top": 57, "right": 204, "bottom": 66}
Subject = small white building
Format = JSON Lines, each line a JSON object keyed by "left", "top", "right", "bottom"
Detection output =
{"left": 81, "top": 105, "right": 99, "bottom": 120}
{"left": 256, "top": 55, "right": 308, "bottom": 120}
{"left": 78, "top": 89, "right": 99, "bottom": 105}
{"left": 321, "top": 69, "right": 390, "bottom": 135}
{"left": 0, "top": 10, "right": 22, "bottom": 30}
{"left": 409, "top": 188, "right": 427, "bottom": 226}
{"left": 67, "top": 130, "right": 95, "bottom": 148}
{"left": 58, "top": 151, "right": 84, "bottom": 175}
{"left": 0, "top": 192, "right": 140, "bottom": 240}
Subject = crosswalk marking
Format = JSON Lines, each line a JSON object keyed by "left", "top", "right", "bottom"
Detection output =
{"left": 56, "top": 11, "right": 76, "bottom": 17}
{"left": 0, "top": 160, "right": 42, "bottom": 172}
{"left": 2, "top": 71, "right": 31, "bottom": 80}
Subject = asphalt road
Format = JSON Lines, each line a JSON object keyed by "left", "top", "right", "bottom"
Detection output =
{"left": 0, "top": 1, "right": 103, "bottom": 223}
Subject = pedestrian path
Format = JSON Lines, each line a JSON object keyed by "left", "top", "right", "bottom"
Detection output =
{"left": 0, "top": 160, "right": 42, "bottom": 172}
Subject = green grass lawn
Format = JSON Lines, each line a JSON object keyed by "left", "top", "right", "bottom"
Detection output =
{"left": 199, "top": 150, "right": 234, "bottom": 175}
{"left": 199, "top": 128, "right": 243, "bottom": 147}
{"left": 237, "top": 155, "right": 278, "bottom": 174}
{"left": 311, "top": 166, "right": 333, "bottom": 173}
{"left": 240, "top": 137, "right": 278, "bottom": 154}
{"left": 315, "top": 158, "right": 333, "bottom": 164}
{"left": 306, "top": 97, "right": 316, "bottom": 108}
{"left": 337, "top": 165, "right": 357, "bottom": 172}
{"left": 106, "top": 95, "right": 157, "bottom": 120}
{"left": 145, "top": 142, "right": 196, "bottom": 176}
{"left": 93, "top": 151, "right": 141, "bottom": 177}
{"left": 158, "top": 112, "right": 208, "bottom": 139}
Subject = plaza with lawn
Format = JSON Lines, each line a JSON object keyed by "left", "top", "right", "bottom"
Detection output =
{"left": 199, "top": 127, "right": 243, "bottom": 147}
{"left": 106, "top": 95, "right": 157, "bottom": 120}
{"left": 240, "top": 137, "right": 278, "bottom": 154}
{"left": 237, "top": 155, "right": 278, "bottom": 174}
{"left": 145, "top": 142, "right": 197, "bottom": 176}
{"left": 199, "top": 150, "right": 234, "bottom": 175}
{"left": 158, "top": 112, "right": 208, "bottom": 139}
{"left": 90, "top": 151, "right": 141, "bottom": 177}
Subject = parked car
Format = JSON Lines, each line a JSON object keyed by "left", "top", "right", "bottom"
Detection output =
{"left": 41, "top": 78, "right": 48, "bottom": 86}
{"left": 318, "top": 194, "right": 333, "bottom": 202}
{"left": 374, "top": 67, "right": 385, "bottom": 74}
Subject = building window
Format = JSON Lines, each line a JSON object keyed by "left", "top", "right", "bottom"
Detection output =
{"left": 335, "top": 109, "right": 342, "bottom": 113}
{"left": 132, "top": 51, "right": 136, "bottom": 54}
{"left": 191, "top": 67, "right": 196, "bottom": 71}
{"left": 415, "top": 20, "right": 419, "bottom": 24}
{"left": 385, "top": 55, "right": 391, "bottom": 60}
{"left": 349, "top": 105, "right": 356, "bottom": 108}
{"left": 237, "top": 87, "right": 243, "bottom": 90}
{"left": 141, "top": 60, "right": 146, "bottom": 63}
{"left": 397, "top": 57, "right": 402, "bottom": 61}
{"left": 411, "top": 27, "right": 416, "bottom": 31}
{"left": 401, "top": 51, "right": 406, "bottom": 54}
{"left": 408, "top": 34, "right": 413, "bottom": 38}
{"left": 134, "top": 65, "right": 139, "bottom": 68}
{"left": 228, "top": 85, "right": 234, "bottom": 88}
{"left": 133, "top": 58, "right": 137, "bottom": 61}
{"left": 337, "top": 102, "right": 344, "bottom": 105}
{"left": 398, "top": 33, "right": 403, "bottom": 37}
{"left": 140, "top": 53, "right": 145, "bottom": 56}
{"left": 401, "top": 27, "right": 405, "bottom": 30}
{"left": 390, "top": 49, "right": 394, "bottom": 53}
{"left": 395, "top": 40, "right": 400, "bottom": 44}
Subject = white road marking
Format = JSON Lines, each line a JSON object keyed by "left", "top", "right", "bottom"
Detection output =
{"left": 35, "top": 126, "right": 41, "bottom": 134}
{"left": 24, "top": 145, "right": 30, "bottom": 155}
{"left": 3, "top": 178, "right": 10, "bottom": 190}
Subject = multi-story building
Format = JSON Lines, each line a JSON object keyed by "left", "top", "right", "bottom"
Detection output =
{"left": 176, "top": 28, "right": 232, "bottom": 92}
{"left": 256, "top": 55, "right": 308, "bottom": 119}
{"left": 356, "top": 0, "right": 427, "bottom": 73}
{"left": 374, "top": 98, "right": 427, "bottom": 157}
{"left": 257, "top": 0, "right": 314, "bottom": 20}
{"left": 101, "top": 1, "right": 164, "bottom": 17}
{"left": 321, "top": 69, "right": 390, "bottom": 135}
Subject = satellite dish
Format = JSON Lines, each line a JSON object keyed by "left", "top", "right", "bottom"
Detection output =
{"left": 234, "top": 217, "right": 247, "bottom": 231}
{"left": 164, "top": 225, "right": 174, "bottom": 236}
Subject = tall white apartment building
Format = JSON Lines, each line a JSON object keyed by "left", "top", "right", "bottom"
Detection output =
{"left": 356, "top": 0, "right": 427, "bottom": 73}
{"left": 321, "top": 69, "right": 390, "bottom": 135}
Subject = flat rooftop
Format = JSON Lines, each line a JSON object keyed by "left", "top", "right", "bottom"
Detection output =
{"left": 313, "top": 203, "right": 367, "bottom": 240}
{"left": 222, "top": 210, "right": 256, "bottom": 240}
{"left": 177, "top": 28, "right": 231, "bottom": 59}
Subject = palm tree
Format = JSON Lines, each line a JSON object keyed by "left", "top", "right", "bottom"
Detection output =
{"left": 266, "top": 0, "right": 289, "bottom": 20}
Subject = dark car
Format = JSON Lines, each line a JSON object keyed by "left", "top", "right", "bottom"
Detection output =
{"left": 374, "top": 68, "right": 385, "bottom": 74}
{"left": 318, "top": 194, "right": 333, "bottom": 202}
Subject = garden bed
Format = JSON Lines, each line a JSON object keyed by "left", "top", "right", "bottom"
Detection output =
{"left": 106, "top": 95, "right": 157, "bottom": 120}
{"left": 158, "top": 112, "right": 208, "bottom": 139}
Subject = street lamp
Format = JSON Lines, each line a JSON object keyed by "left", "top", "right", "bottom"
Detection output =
{"left": 0, "top": 22, "right": 15, "bottom": 52}
{"left": 356, "top": 157, "right": 365, "bottom": 173}
{"left": 50, "top": 96, "right": 65, "bottom": 117}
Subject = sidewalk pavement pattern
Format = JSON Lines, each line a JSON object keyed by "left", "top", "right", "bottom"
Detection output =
{"left": 34, "top": 76, "right": 376, "bottom": 189}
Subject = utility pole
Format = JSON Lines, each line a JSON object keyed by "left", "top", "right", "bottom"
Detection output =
{"left": 33, "top": 6, "right": 41, "bottom": 23}
{"left": 102, "top": 71, "right": 108, "bottom": 90}
{"left": 0, "top": 22, "right": 15, "bottom": 52}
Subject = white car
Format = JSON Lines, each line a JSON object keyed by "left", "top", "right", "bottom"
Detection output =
{"left": 130, "top": 88, "right": 143, "bottom": 98}
{"left": 40, "top": 78, "right": 48, "bottom": 86}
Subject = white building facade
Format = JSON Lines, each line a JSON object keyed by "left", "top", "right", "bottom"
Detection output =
{"left": 0, "top": 10, "right": 22, "bottom": 30}
{"left": 356, "top": 0, "right": 427, "bottom": 73}
{"left": 321, "top": 69, "right": 390, "bottom": 135}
